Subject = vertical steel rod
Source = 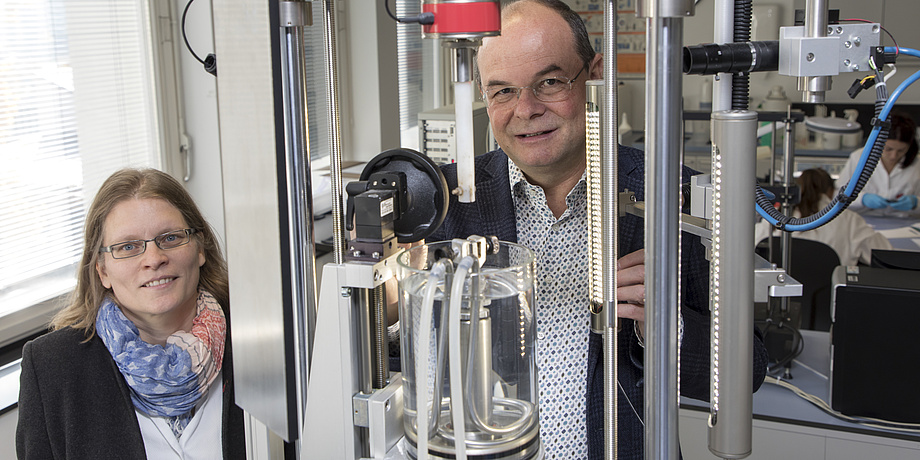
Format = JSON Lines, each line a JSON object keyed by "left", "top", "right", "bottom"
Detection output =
{"left": 322, "top": 0, "right": 346, "bottom": 264}
{"left": 279, "top": 1, "right": 316, "bottom": 454}
{"left": 800, "top": 0, "right": 830, "bottom": 103}
{"left": 603, "top": 2, "right": 619, "bottom": 459}
{"left": 371, "top": 284, "right": 388, "bottom": 389}
{"left": 356, "top": 289, "right": 375, "bottom": 394}
{"left": 644, "top": 16, "right": 683, "bottom": 460}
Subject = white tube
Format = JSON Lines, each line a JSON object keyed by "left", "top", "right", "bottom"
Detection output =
{"left": 416, "top": 260, "right": 448, "bottom": 459}
{"left": 448, "top": 256, "right": 475, "bottom": 460}
{"left": 712, "top": 0, "right": 734, "bottom": 112}
{"left": 454, "top": 81, "right": 476, "bottom": 203}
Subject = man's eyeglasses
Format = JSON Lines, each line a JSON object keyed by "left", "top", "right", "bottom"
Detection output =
{"left": 482, "top": 66, "right": 585, "bottom": 108}
{"left": 99, "top": 228, "right": 197, "bottom": 259}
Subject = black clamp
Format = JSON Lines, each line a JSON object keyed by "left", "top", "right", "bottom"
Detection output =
{"left": 773, "top": 215, "right": 793, "bottom": 231}
{"left": 871, "top": 117, "right": 891, "bottom": 130}
{"left": 835, "top": 186, "right": 858, "bottom": 205}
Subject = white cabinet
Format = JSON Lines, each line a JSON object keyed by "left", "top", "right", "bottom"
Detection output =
{"left": 680, "top": 408, "right": 920, "bottom": 460}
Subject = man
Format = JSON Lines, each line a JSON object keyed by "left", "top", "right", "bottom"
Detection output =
{"left": 425, "top": 0, "right": 768, "bottom": 458}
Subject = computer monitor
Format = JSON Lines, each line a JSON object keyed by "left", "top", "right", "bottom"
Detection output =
{"left": 870, "top": 249, "right": 920, "bottom": 271}
{"left": 830, "top": 266, "right": 920, "bottom": 423}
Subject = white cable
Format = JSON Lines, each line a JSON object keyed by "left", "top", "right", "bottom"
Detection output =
{"left": 789, "top": 359, "right": 828, "bottom": 380}
{"left": 448, "top": 256, "right": 475, "bottom": 460}
{"left": 884, "top": 63, "right": 898, "bottom": 82}
{"left": 765, "top": 376, "right": 920, "bottom": 433}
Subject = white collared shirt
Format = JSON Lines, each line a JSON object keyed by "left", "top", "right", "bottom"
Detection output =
{"left": 135, "top": 372, "right": 223, "bottom": 460}
{"left": 509, "top": 161, "right": 590, "bottom": 459}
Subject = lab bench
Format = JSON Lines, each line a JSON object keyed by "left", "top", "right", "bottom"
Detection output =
{"left": 679, "top": 330, "right": 920, "bottom": 459}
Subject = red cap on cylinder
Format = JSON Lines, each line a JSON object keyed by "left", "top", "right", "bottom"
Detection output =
{"left": 422, "top": 1, "right": 500, "bottom": 39}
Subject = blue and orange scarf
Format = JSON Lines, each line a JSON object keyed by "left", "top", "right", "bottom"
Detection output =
{"left": 96, "top": 289, "right": 226, "bottom": 437}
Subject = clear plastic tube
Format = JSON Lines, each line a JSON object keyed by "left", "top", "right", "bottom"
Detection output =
{"left": 416, "top": 260, "right": 449, "bottom": 459}
{"left": 448, "top": 256, "right": 476, "bottom": 460}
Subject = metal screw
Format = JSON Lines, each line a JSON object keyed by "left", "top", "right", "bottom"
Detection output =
{"left": 341, "top": 287, "right": 352, "bottom": 297}
{"left": 777, "top": 274, "right": 786, "bottom": 283}
{"left": 827, "top": 26, "right": 833, "bottom": 35}
{"left": 372, "top": 252, "right": 381, "bottom": 259}
{"left": 844, "top": 41, "right": 852, "bottom": 49}
{"left": 854, "top": 37, "right": 861, "bottom": 46}
{"left": 836, "top": 26, "right": 843, "bottom": 34}
{"left": 851, "top": 64, "right": 860, "bottom": 71}
{"left": 844, "top": 59, "right": 851, "bottom": 66}
{"left": 806, "top": 53, "right": 815, "bottom": 62}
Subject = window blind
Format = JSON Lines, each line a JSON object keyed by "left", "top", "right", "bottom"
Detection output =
{"left": 396, "top": 0, "right": 425, "bottom": 149}
{"left": 304, "top": 5, "right": 329, "bottom": 160}
{"left": 0, "top": 0, "right": 160, "bottom": 324}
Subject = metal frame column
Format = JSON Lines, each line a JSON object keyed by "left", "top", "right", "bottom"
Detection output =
{"left": 638, "top": 0, "right": 694, "bottom": 458}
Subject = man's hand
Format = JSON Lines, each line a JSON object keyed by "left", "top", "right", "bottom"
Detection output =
{"left": 616, "top": 249, "right": 646, "bottom": 323}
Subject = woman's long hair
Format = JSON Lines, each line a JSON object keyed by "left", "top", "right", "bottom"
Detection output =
{"left": 796, "top": 168, "right": 835, "bottom": 217}
{"left": 51, "top": 168, "right": 229, "bottom": 338}
{"left": 888, "top": 111, "right": 919, "bottom": 168}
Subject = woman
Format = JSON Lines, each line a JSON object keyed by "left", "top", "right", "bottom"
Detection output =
{"left": 756, "top": 168, "right": 892, "bottom": 266}
{"left": 17, "top": 168, "right": 245, "bottom": 459}
{"left": 836, "top": 112, "right": 920, "bottom": 216}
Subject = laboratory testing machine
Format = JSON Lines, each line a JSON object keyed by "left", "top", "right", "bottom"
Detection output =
{"left": 210, "top": 0, "right": 917, "bottom": 458}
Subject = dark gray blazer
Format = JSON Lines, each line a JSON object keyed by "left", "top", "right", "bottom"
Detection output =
{"left": 16, "top": 325, "right": 246, "bottom": 459}
{"left": 428, "top": 147, "right": 768, "bottom": 460}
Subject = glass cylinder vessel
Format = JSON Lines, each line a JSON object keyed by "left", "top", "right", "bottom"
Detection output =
{"left": 397, "top": 240, "right": 541, "bottom": 459}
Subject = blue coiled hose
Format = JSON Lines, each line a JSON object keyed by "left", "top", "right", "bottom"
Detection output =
{"left": 754, "top": 47, "right": 920, "bottom": 232}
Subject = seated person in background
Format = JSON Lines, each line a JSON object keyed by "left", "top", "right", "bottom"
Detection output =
{"left": 756, "top": 168, "right": 892, "bottom": 266}
{"left": 17, "top": 168, "right": 246, "bottom": 459}
{"left": 836, "top": 111, "right": 920, "bottom": 216}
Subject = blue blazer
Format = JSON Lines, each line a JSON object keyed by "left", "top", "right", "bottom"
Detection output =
{"left": 428, "top": 147, "right": 768, "bottom": 460}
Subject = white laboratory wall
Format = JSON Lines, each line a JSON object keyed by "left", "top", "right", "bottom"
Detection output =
{"left": 342, "top": 1, "right": 402, "bottom": 159}
{"left": 174, "top": 0, "right": 226, "bottom": 247}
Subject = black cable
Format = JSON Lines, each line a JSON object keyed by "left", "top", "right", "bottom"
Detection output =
{"left": 181, "top": 0, "right": 217, "bottom": 76}
{"left": 384, "top": 0, "right": 434, "bottom": 25}
{"left": 384, "top": 0, "right": 400, "bottom": 22}
{"left": 841, "top": 18, "right": 899, "bottom": 56}
{"left": 763, "top": 320, "right": 805, "bottom": 374}
{"left": 731, "top": 0, "right": 752, "bottom": 111}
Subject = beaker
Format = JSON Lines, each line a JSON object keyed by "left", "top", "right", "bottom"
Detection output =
{"left": 397, "top": 240, "right": 541, "bottom": 460}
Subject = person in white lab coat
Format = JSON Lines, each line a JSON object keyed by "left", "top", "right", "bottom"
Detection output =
{"left": 836, "top": 111, "right": 920, "bottom": 217}
{"left": 757, "top": 168, "right": 893, "bottom": 266}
